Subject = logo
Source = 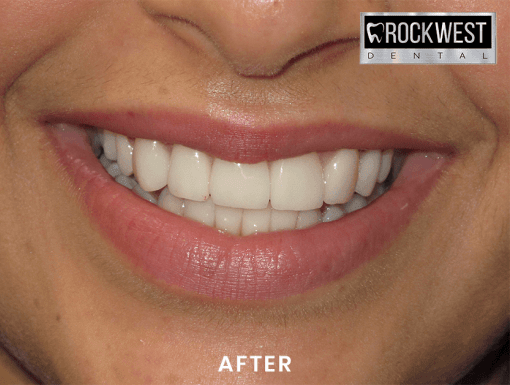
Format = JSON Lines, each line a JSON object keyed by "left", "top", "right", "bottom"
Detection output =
{"left": 367, "top": 22, "right": 384, "bottom": 43}
{"left": 360, "top": 13, "right": 496, "bottom": 64}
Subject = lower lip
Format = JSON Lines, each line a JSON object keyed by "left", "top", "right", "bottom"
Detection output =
{"left": 50, "top": 126, "right": 449, "bottom": 300}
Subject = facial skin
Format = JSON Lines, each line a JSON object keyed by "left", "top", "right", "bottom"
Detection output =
{"left": 0, "top": 0, "right": 508, "bottom": 383}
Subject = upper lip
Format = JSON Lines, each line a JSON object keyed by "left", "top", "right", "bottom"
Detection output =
{"left": 42, "top": 109, "right": 452, "bottom": 162}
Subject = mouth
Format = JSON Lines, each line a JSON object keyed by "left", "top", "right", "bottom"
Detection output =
{"left": 46, "top": 110, "right": 451, "bottom": 300}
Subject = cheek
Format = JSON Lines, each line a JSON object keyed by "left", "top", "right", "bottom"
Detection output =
{"left": 0, "top": 0, "right": 104, "bottom": 97}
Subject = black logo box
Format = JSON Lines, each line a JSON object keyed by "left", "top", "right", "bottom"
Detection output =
{"left": 363, "top": 15, "right": 492, "bottom": 49}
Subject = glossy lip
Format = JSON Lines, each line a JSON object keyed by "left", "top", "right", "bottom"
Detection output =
{"left": 46, "top": 111, "right": 452, "bottom": 300}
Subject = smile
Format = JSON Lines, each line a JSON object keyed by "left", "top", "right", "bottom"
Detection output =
{"left": 47, "top": 110, "right": 451, "bottom": 300}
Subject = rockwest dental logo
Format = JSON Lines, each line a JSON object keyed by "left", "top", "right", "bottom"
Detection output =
{"left": 360, "top": 13, "right": 496, "bottom": 64}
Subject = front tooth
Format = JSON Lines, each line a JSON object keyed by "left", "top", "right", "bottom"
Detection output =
{"left": 270, "top": 153, "right": 324, "bottom": 211}
{"left": 116, "top": 134, "right": 134, "bottom": 176}
{"left": 377, "top": 149, "right": 393, "bottom": 183}
{"left": 215, "top": 206, "right": 243, "bottom": 235}
{"left": 168, "top": 145, "right": 212, "bottom": 201}
{"left": 158, "top": 187, "right": 184, "bottom": 216}
{"left": 296, "top": 210, "right": 321, "bottom": 229}
{"left": 323, "top": 149, "right": 359, "bottom": 204}
{"left": 343, "top": 194, "right": 367, "bottom": 213}
{"left": 355, "top": 150, "right": 381, "bottom": 197}
{"left": 269, "top": 210, "right": 298, "bottom": 232}
{"left": 133, "top": 139, "right": 171, "bottom": 192}
{"left": 103, "top": 130, "right": 117, "bottom": 161}
{"left": 242, "top": 207, "right": 271, "bottom": 236}
{"left": 183, "top": 198, "right": 215, "bottom": 226}
{"left": 210, "top": 160, "right": 270, "bottom": 209}
{"left": 322, "top": 205, "right": 345, "bottom": 222}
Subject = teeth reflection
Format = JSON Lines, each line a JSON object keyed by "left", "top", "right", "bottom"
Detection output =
{"left": 215, "top": 206, "right": 243, "bottom": 235}
{"left": 183, "top": 198, "right": 215, "bottom": 226}
{"left": 158, "top": 188, "right": 185, "bottom": 216}
{"left": 322, "top": 205, "right": 345, "bottom": 223}
{"left": 116, "top": 134, "right": 134, "bottom": 176}
{"left": 242, "top": 207, "right": 271, "bottom": 236}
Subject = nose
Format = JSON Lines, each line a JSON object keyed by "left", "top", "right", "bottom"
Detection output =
{"left": 140, "top": 0, "right": 354, "bottom": 76}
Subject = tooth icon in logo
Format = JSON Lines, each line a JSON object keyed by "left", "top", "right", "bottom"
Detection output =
{"left": 367, "top": 23, "right": 384, "bottom": 43}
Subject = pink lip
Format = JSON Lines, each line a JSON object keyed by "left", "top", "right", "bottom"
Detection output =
{"left": 46, "top": 111, "right": 451, "bottom": 300}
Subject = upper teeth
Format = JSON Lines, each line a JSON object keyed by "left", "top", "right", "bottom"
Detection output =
{"left": 95, "top": 130, "right": 395, "bottom": 235}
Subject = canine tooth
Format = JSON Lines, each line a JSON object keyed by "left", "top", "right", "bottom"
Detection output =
{"left": 168, "top": 145, "right": 212, "bottom": 201}
{"left": 343, "top": 194, "right": 367, "bottom": 213}
{"left": 116, "top": 134, "right": 134, "bottom": 176}
{"left": 269, "top": 210, "right": 298, "bottom": 232}
{"left": 242, "top": 207, "right": 271, "bottom": 236}
{"left": 133, "top": 139, "right": 171, "bottom": 192}
{"left": 377, "top": 149, "right": 393, "bottom": 183}
{"left": 183, "top": 198, "right": 215, "bottom": 226}
{"left": 210, "top": 160, "right": 270, "bottom": 209}
{"left": 215, "top": 206, "right": 243, "bottom": 235}
{"left": 355, "top": 150, "right": 381, "bottom": 197}
{"left": 158, "top": 187, "right": 184, "bottom": 216}
{"left": 296, "top": 210, "right": 322, "bottom": 229}
{"left": 99, "top": 154, "right": 111, "bottom": 169}
{"left": 103, "top": 130, "right": 117, "bottom": 161}
{"left": 323, "top": 149, "right": 359, "bottom": 204}
{"left": 133, "top": 185, "right": 157, "bottom": 204}
{"left": 106, "top": 162, "right": 121, "bottom": 178}
{"left": 270, "top": 153, "right": 324, "bottom": 211}
{"left": 322, "top": 205, "right": 345, "bottom": 222}
{"left": 115, "top": 175, "right": 137, "bottom": 190}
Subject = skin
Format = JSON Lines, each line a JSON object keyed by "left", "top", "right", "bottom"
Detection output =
{"left": 0, "top": 0, "right": 508, "bottom": 383}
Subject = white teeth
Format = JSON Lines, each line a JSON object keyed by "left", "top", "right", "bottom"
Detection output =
{"left": 377, "top": 149, "right": 393, "bottom": 183}
{"left": 168, "top": 145, "right": 212, "bottom": 202}
{"left": 115, "top": 174, "right": 137, "bottom": 190}
{"left": 242, "top": 207, "right": 271, "bottom": 236}
{"left": 322, "top": 205, "right": 345, "bottom": 223}
{"left": 133, "top": 139, "right": 171, "bottom": 192}
{"left": 133, "top": 185, "right": 157, "bottom": 204}
{"left": 106, "top": 162, "right": 121, "bottom": 178}
{"left": 183, "top": 197, "right": 215, "bottom": 226}
{"left": 158, "top": 187, "right": 184, "bottom": 216}
{"left": 103, "top": 130, "right": 117, "bottom": 161}
{"left": 355, "top": 150, "right": 381, "bottom": 197}
{"left": 270, "top": 153, "right": 324, "bottom": 211}
{"left": 210, "top": 160, "right": 270, "bottom": 209}
{"left": 269, "top": 209, "right": 298, "bottom": 232}
{"left": 215, "top": 206, "right": 243, "bottom": 235}
{"left": 99, "top": 154, "right": 112, "bottom": 169}
{"left": 116, "top": 134, "right": 134, "bottom": 176}
{"left": 343, "top": 194, "right": 367, "bottom": 213}
{"left": 94, "top": 130, "right": 400, "bottom": 234}
{"left": 296, "top": 210, "right": 322, "bottom": 229}
{"left": 323, "top": 149, "right": 359, "bottom": 204}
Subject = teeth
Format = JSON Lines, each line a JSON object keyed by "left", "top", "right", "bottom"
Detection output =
{"left": 269, "top": 209, "right": 298, "bottom": 232}
{"left": 378, "top": 149, "right": 393, "bottom": 183}
{"left": 158, "top": 187, "right": 184, "bottom": 216}
{"left": 93, "top": 130, "right": 401, "bottom": 234}
{"left": 322, "top": 205, "right": 345, "bottom": 223}
{"left": 296, "top": 209, "right": 322, "bottom": 229}
{"left": 355, "top": 150, "right": 381, "bottom": 197}
{"left": 323, "top": 149, "right": 359, "bottom": 204}
{"left": 168, "top": 145, "right": 212, "bottom": 202}
{"left": 116, "top": 134, "right": 134, "bottom": 176}
{"left": 343, "top": 194, "right": 368, "bottom": 213}
{"left": 133, "top": 139, "right": 172, "bottom": 192}
{"left": 270, "top": 153, "right": 324, "bottom": 211}
{"left": 215, "top": 206, "right": 243, "bottom": 235}
{"left": 183, "top": 197, "right": 215, "bottom": 226}
{"left": 210, "top": 160, "right": 270, "bottom": 209}
{"left": 103, "top": 130, "right": 117, "bottom": 161}
{"left": 242, "top": 207, "right": 271, "bottom": 236}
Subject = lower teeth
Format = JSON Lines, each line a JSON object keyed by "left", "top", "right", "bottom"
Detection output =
{"left": 92, "top": 133, "right": 402, "bottom": 236}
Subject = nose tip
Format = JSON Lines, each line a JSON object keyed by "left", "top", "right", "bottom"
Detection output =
{"left": 143, "top": 0, "right": 346, "bottom": 76}
{"left": 198, "top": 0, "right": 340, "bottom": 76}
